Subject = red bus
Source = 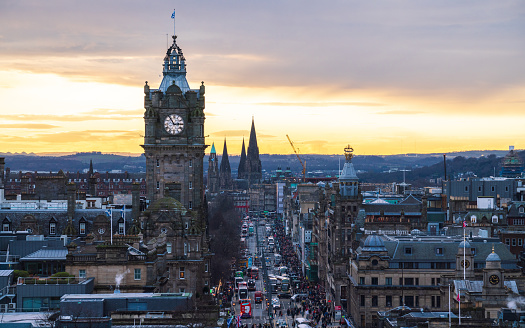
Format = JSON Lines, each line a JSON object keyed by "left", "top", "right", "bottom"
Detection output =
{"left": 247, "top": 266, "right": 259, "bottom": 279}
{"left": 240, "top": 299, "right": 252, "bottom": 318}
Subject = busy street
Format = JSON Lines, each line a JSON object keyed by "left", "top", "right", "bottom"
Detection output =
{"left": 219, "top": 216, "right": 344, "bottom": 328}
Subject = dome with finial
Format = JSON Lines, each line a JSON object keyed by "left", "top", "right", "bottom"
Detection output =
{"left": 362, "top": 234, "right": 387, "bottom": 252}
{"left": 486, "top": 249, "right": 501, "bottom": 262}
{"left": 159, "top": 35, "right": 191, "bottom": 94}
{"left": 459, "top": 240, "right": 472, "bottom": 249}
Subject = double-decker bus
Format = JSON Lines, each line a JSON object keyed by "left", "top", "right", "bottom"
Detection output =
{"left": 240, "top": 299, "right": 252, "bottom": 318}
{"left": 238, "top": 286, "right": 249, "bottom": 300}
{"left": 247, "top": 266, "right": 259, "bottom": 279}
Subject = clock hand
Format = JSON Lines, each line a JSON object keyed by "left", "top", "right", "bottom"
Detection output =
{"left": 169, "top": 116, "right": 176, "bottom": 125}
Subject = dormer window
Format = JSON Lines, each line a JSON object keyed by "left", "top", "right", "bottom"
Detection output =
{"left": 404, "top": 247, "right": 413, "bottom": 255}
{"left": 49, "top": 220, "right": 57, "bottom": 235}
{"left": 470, "top": 215, "right": 477, "bottom": 223}
{"left": 79, "top": 219, "right": 86, "bottom": 235}
{"left": 519, "top": 207, "right": 524, "bottom": 214}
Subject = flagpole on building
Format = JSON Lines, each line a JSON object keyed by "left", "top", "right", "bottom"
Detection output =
{"left": 110, "top": 207, "right": 113, "bottom": 245}
{"left": 448, "top": 284, "right": 451, "bottom": 328}
{"left": 458, "top": 290, "right": 461, "bottom": 325}
{"left": 463, "top": 222, "right": 466, "bottom": 281}
{"left": 172, "top": 9, "right": 176, "bottom": 37}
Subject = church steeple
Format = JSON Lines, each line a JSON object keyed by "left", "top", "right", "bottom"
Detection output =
{"left": 219, "top": 139, "right": 233, "bottom": 190}
{"left": 208, "top": 142, "right": 219, "bottom": 193}
{"left": 238, "top": 138, "right": 247, "bottom": 179}
{"left": 245, "top": 117, "right": 262, "bottom": 186}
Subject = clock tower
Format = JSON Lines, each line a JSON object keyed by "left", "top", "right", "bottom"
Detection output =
{"left": 142, "top": 35, "right": 206, "bottom": 211}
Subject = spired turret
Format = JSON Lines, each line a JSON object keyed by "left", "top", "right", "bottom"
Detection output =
{"left": 339, "top": 145, "right": 359, "bottom": 198}
{"left": 159, "top": 35, "right": 190, "bottom": 94}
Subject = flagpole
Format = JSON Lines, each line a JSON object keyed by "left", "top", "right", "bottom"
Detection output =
{"left": 463, "top": 224, "right": 466, "bottom": 280}
{"left": 110, "top": 207, "right": 113, "bottom": 245}
{"left": 173, "top": 9, "right": 176, "bottom": 37}
{"left": 459, "top": 289, "right": 461, "bottom": 325}
{"left": 448, "top": 284, "right": 451, "bottom": 328}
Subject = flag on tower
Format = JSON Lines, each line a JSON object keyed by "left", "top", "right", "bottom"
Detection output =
{"left": 463, "top": 221, "right": 467, "bottom": 228}
{"left": 171, "top": 10, "right": 175, "bottom": 19}
{"left": 105, "top": 209, "right": 112, "bottom": 217}
{"left": 457, "top": 292, "right": 460, "bottom": 302}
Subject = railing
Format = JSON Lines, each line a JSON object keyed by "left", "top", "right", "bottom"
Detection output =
{"left": 71, "top": 254, "right": 97, "bottom": 262}
{"left": 18, "top": 276, "right": 86, "bottom": 285}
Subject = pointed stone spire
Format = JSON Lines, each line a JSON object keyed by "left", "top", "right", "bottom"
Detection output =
{"left": 219, "top": 139, "right": 233, "bottom": 189}
{"left": 238, "top": 138, "right": 247, "bottom": 179}
{"left": 208, "top": 142, "right": 219, "bottom": 193}
{"left": 89, "top": 160, "right": 94, "bottom": 177}
{"left": 245, "top": 117, "right": 262, "bottom": 186}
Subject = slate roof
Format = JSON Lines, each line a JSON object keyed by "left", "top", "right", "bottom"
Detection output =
{"left": 454, "top": 279, "right": 519, "bottom": 295}
{"left": 20, "top": 248, "right": 67, "bottom": 261}
{"left": 379, "top": 236, "right": 517, "bottom": 268}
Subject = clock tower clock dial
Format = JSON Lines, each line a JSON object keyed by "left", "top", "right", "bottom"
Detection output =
{"left": 489, "top": 274, "right": 500, "bottom": 285}
{"left": 164, "top": 114, "right": 184, "bottom": 135}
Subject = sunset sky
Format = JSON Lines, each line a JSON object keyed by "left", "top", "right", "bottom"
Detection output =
{"left": 0, "top": 1, "right": 524, "bottom": 156}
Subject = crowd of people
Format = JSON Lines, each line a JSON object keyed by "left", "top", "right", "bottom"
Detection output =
{"left": 271, "top": 218, "right": 341, "bottom": 328}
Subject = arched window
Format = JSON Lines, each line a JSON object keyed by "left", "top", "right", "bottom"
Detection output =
{"left": 118, "top": 218, "right": 125, "bottom": 235}
{"left": 2, "top": 218, "right": 11, "bottom": 232}
{"left": 79, "top": 218, "right": 86, "bottom": 235}
{"left": 167, "top": 242, "right": 172, "bottom": 254}
{"left": 49, "top": 218, "right": 57, "bottom": 235}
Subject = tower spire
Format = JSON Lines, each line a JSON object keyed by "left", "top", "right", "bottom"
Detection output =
{"left": 246, "top": 118, "right": 262, "bottom": 186}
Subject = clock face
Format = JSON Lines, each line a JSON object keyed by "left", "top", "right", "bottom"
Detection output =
{"left": 98, "top": 228, "right": 105, "bottom": 235}
{"left": 164, "top": 114, "right": 184, "bottom": 135}
{"left": 461, "top": 260, "right": 470, "bottom": 268}
{"left": 489, "top": 274, "right": 500, "bottom": 285}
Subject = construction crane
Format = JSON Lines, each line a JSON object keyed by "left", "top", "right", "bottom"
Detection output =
{"left": 286, "top": 135, "right": 306, "bottom": 182}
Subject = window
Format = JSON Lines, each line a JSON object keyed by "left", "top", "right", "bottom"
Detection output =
{"left": 519, "top": 239, "right": 523, "bottom": 247}
{"left": 49, "top": 222, "right": 56, "bottom": 235}
{"left": 506, "top": 186, "right": 509, "bottom": 192}
{"left": 435, "top": 247, "right": 443, "bottom": 255}
{"left": 471, "top": 215, "right": 477, "bottom": 223}
{"left": 520, "top": 207, "right": 524, "bottom": 214}
{"left": 436, "top": 278, "right": 441, "bottom": 285}
{"left": 478, "top": 186, "right": 482, "bottom": 192}
{"left": 167, "top": 242, "right": 172, "bottom": 254}
{"left": 79, "top": 269, "right": 86, "bottom": 279}
{"left": 189, "top": 159, "right": 193, "bottom": 167}
{"left": 386, "top": 295, "right": 392, "bottom": 307}
{"left": 79, "top": 222, "right": 86, "bottom": 235}
{"left": 372, "top": 296, "right": 378, "bottom": 307}
{"left": 404, "top": 247, "right": 412, "bottom": 255}
{"left": 404, "top": 278, "right": 414, "bottom": 286}
{"left": 385, "top": 277, "right": 392, "bottom": 286}
{"left": 491, "top": 186, "right": 495, "bottom": 192}
{"left": 180, "top": 267, "right": 185, "bottom": 279}
{"left": 205, "top": 261, "right": 209, "bottom": 272}
{"left": 371, "top": 277, "right": 378, "bottom": 285}
{"left": 464, "top": 186, "right": 468, "bottom": 192}
{"left": 156, "top": 159, "right": 160, "bottom": 167}
{"left": 189, "top": 201, "right": 192, "bottom": 209}
{"left": 134, "top": 268, "right": 141, "bottom": 280}
{"left": 505, "top": 238, "right": 510, "bottom": 246}
{"left": 118, "top": 219, "right": 125, "bottom": 235}
{"left": 189, "top": 182, "right": 192, "bottom": 189}
{"left": 180, "top": 288, "right": 185, "bottom": 293}
{"left": 512, "top": 238, "right": 516, "bottom": 246}
{"left": 184, "top": 243, "right": 188, "bottom": 256}
{"left": 2, "top": 223, "right": 9, "bottom": 232}
{"left": 415, "top": 296, "right": 419, "bottom": 307}
{"left": 371, "top": 259, "right": 378, "bottom": 266}
{"left": 359, "top": 277, "right": 365, "bottom": 285}
{"left": 156, "top": 181, "right": 160, "bottom": 189}
{"left": 360, "top": 295, "right": 365, "bottom": 307}
{"left": 492, "top": 215, "right": 498, "bottom": 224}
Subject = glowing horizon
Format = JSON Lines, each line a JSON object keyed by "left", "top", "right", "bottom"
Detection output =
{"left": 1, "top": 1, "right": 524, "bottom": 156}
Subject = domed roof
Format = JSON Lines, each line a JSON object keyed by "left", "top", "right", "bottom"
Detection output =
{"left": 486, "top": 251, "right": 501, "bottom": 262}
{"left": 459, "top": 240, "right": 472, "bottom": 249}
{"left": 166, "top": 83, "right": 182, "bottom": 94}
{"left": 146, "top": 197, "right": 186, "bottom": 213}
{"left": 362, "top": 234, "right": 387, "bottom": 252}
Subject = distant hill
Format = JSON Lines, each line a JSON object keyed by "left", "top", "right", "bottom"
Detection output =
{"left": 0, "top": 150, "right": 522, "bottom": 187}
